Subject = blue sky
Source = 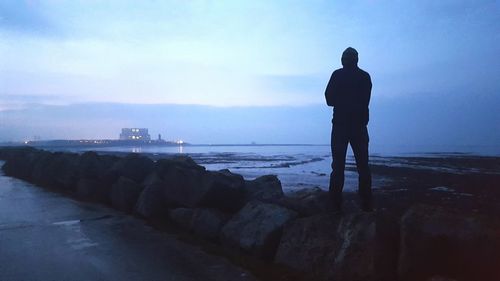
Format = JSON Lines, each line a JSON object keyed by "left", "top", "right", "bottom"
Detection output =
{"left": 0, "top": 1, "right": 499, "bottom": 148}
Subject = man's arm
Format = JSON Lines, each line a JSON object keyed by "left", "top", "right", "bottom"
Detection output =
{"left": 325, "top": 72, "right": 337, "bottom": 107}
{"left": 366, "top": 73, "right": 372, "bottom": 106}
{"left": 364, "top": 73, "right": 372, "bottom": 125}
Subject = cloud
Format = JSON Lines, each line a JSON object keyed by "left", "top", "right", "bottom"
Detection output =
{"left": 0, "top": 1, "right": 61, "bottom": 37}
{"left": 1, "top": 93, "right": 499, "bottom": 151}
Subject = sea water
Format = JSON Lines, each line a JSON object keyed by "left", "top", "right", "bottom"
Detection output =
{"left": 43, "top": 144, "right": 500, "bottom": 192}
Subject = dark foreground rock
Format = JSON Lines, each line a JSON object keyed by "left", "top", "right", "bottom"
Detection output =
{"left": 76, "top": 178, "right": 111, "bottom": 203}
{"left": 275, "top": 212, "right": 399, "bottom": 281}
{"left": 220, "top": 201, "right": 298, "bottom": 259}
{"left": 277, "top": 186, "right": 330, "bottom": 216}
{"left": 169, "top": 208, "right": 231, "bottom": 240}
{"left": 111, "top": 177, "right": 144, "bottom": 213}
{"left": 135, "top": 181, "right": 169, "bottom": 218}
{"left": 162, "top": 168, "right": 246, "bottom": 212}
{"left": 106, "top": 154, "right": 155, "bottom": 184}
{"left": 2, "top": 147, "right": 499, "bottom": 281}
{"left": 244, "top": 175, "right": 284, "bottom": 202}
{"left": 399, "top": 204, "right": 500, "bottom": 281}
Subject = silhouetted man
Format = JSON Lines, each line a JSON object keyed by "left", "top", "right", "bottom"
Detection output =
{"left": 325, "top": 47, "right": 372, "bottom": 212}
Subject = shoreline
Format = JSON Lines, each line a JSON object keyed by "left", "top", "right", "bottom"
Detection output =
{"left": 1, "top": 147, "right": 499, "bottom": 280}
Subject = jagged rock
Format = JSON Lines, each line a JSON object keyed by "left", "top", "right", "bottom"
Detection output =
{"left": 169, "top": 208, "right": 231, "bottom": 240}
{"left": 77, "top": 151, "right": 118, "bottom": 180}
{"left": 135, "top": 181, "right": 169, "bottom": 218}
{"left": 197, "top": 170, "right": 246, "bottom": 211}
{"left": 161, "top": 165, "right": 206, "bottom": 207}
{"left": 31, "top": 152, "right": 80, "bottom": 191}
{"left": 244, "top": 175, "right": 284, "bottom": 202}
{"left": 399, "top": 204, "right": 500, "bottom": 281}
{"left": 1, "top": 147, "right": 43, "bottom": 180}
{"left": 163, "top": 168, "right": 246, "bottom": 212}
{"left": 220, "top": 201, "right": 298, "bottom": 259}
{"left": 277, "top": 187, "right": 330, "bottom": 216}
{"left": 190, "top": 208, "right": 231, "bottom": 240}
{"left": 110, "top": 177, "right": 144, "bottom": 213}
{"left": 76, "top": 178, "right": 110, "bottom": 203}
{"left": 141, "top": 171, "right": 163, "bottom": 186}
{"left": 106, "top": 153, "right": 155, "bottom": 184}
{"left": 155, "top": 156, "right": 204, "bottom": 175}
{"left": 169, "top": 208, "right": 195, "bottom": 229}
{"left": 275, "top": 211, "right": 399, "bottom": 281}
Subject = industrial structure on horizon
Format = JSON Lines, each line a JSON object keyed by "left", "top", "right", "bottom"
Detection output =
{"left": 119, "top": 128, "right": 151, "bottom": 141}
{"left": 17, "top": 128, "right": 187, "bottom": 148}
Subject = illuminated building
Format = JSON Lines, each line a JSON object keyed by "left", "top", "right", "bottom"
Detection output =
{"left": 119, "top": 128, "right": 151, "bottom": 141}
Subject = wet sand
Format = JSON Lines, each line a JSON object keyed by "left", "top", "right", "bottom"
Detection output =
{"left": 366, "top": 155, "right": 500, "bottom": 216}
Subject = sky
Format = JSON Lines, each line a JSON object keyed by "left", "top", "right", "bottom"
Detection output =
{"left": 0, "top": 1, "right": 499, "bottom": 150}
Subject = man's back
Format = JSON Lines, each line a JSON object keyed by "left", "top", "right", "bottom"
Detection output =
{"left": 325, "top": 47, "right": 373, "bottom": 213}
{"left": 325, "top": 64, "right": 372, "bottom": 127}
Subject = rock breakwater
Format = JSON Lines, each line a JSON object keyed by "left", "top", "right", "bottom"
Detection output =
{"left": 0, "top": 147, "right": 498, "bottom": 281}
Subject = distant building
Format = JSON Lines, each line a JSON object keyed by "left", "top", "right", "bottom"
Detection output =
{"left": 119, "top": 128, "right": 151, "bottom": 141}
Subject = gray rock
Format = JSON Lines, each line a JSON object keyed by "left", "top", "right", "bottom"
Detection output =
{"left": 169, "top": 208, "right": 195, "bottom": 230}
{"left": 77, "top": 151, "right": 118, "bottom": 180}
{"left": 1, "top": 147, "right": 42, "bottom": 180}
{"left": 197, "top": 170, "right": 246, "bottom": 212}
{"left": 76, "top": 178, "right": 110, "bottom": 203}
{"left": 161, "top": 166, "right": 206, "bottom": 207}
{"left": 31, "top": 152, "right": 80, "bottom": 191}
{"left": 135, "top": 181, "right": 169, "bottom": 218}
{"left": 399, "top": 204, "right": 500, "bottom": 281}
{"left": 106, "top": 153, "right": 155, "bottom": 184}
{"left": 163, "top": 168, "right": 246, "bottom": 212}
{"left": 155, "top": 156, "right": 205, "bottom": 175}
{"left": 275, "top": 211, "right": 399, "bottom": 281}
{"left": 244, "top": 175, "right": 284, "bottom": 202}
{"left": 277, "top": 187, "right": 330, "bottom": 216}
{"left": 190, "top": 208, "right": 231, "bottom": 240}
{"left": 220, "top": 201, "right": 298, "bottom": 259}
{"left": 169, "top": 208, "right": 231, "bottom": 240}
{"left": 110, "top": 177, "right": 144, "bottom": 213}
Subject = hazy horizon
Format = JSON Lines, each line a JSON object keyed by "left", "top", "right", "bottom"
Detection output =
{"left": 1, "top": 1, "right": 499, "bottom": 151}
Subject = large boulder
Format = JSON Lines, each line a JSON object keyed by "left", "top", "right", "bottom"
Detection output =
{"left": 197, "top": 169, "right": 246, "bottom": 211}
{"left": 190, "top": 208, "right": 231, "bottom": 240}
{"left": 135, "top": 181, "right": 170, "bottom": 218}
{"left": 275, "top": 212, "right": 399, "bottom": 281}
{"left": 220, "top": 201, "right": 298, "bottom": 259}
{"left": 31, "top": 152, "right": 80, "bottom": 191}
{"left": 168, "top": 208, "right": 195, "bottom": 230}
{"left": 30, "top": 151, "right": 56, "bottom": 185}
{"left": 169, "top": 208, "right": 231, "bottom": 240}
{"left": 76, "top": 151, "right": 118, "bottom": 180}
{"left": 1, "top": 147, "right": 44, "bottom": 180}
{"left": 277, "top": 187, "right": 330, "bottom": 216}
{"left": 399, "top": 204, "right": 500, "bottom": 281}
{"left": 244, "top": 175, "right": 284, "bottom": 202}
{"left": 155, "top": 156, "right": 204, "bottom": 175}
{"left": 105, "top": 153, "right": 155, "bottom": 184}
{"left": 162, "top": 168, "right": 246, "bottom": 212}
{"left": 110, "top": 177, "right": 144, "bottom": 213}
{"left": 76, "top": 178, "right": 111, "bottom": 203}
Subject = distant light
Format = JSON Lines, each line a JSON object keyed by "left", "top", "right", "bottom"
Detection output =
{"left": 24, "top": 141, "right": 28, "bottom": 144}
{"left": 177, "top": 140, "right": 184, "bottom": 145}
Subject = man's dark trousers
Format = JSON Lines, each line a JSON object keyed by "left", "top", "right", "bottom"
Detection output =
{"left": 329, "top": 123, "right": 372, "bottom": 209}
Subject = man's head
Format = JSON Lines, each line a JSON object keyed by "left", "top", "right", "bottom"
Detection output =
{"left": 341, "top": 47, "right": 358, "bottom": 68}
